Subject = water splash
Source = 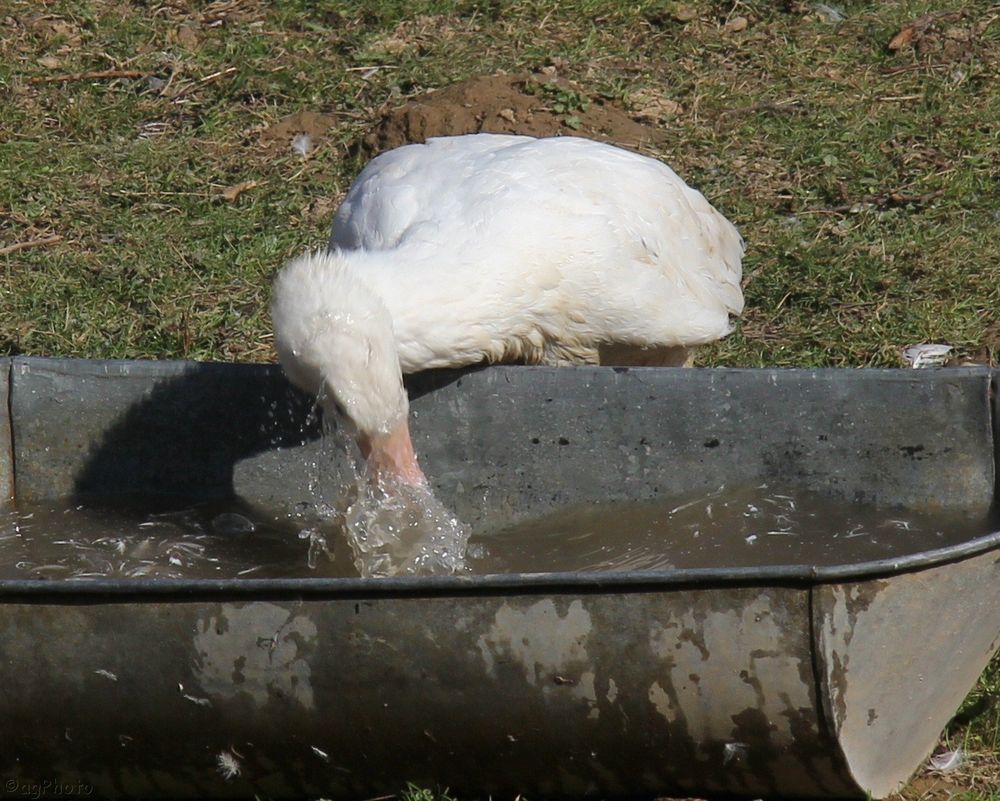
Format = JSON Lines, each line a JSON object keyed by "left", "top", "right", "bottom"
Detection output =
{"left": 343, "top": 470, "right": 470, "bottom": 578}
{"left": 294, "top": 414, "right": 472, "bottom": 578}
{"left": 297, "top": 526, "right": 334, "bottom": 569}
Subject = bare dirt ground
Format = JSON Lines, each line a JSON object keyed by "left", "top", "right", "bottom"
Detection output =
{"left": 360, "top": 71, "right": 669, "bottom": 153}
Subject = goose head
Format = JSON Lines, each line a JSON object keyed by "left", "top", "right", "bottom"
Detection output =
{"left": 271, "top": 250, "right": 425, "bottom": 485}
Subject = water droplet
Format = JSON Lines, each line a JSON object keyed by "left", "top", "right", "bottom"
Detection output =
{"left": 211, "top": 513, "right": 255, "bottom": 536}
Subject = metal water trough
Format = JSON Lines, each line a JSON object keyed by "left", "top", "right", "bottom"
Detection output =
{"left": 1, "top": 356, "right": 998, "bottom": 800}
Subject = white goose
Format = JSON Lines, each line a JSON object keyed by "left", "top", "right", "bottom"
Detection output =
{"left": 272, "top": 134, "right": 744, "bottom": 486}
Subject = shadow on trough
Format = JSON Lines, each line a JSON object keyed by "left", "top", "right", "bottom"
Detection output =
{"left": 69, "top": 364, "right": 320, "bottom": 503}
{"left": 11, "top": 359, "right": 473, "bottom": 509}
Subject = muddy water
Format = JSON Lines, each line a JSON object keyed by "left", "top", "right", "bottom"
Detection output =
{"left": 467, "top": 485, "right": 997, "bottom": 574}
{"left": 0, "top": 486, "right": 993, "bottom": 581}
{"left": 0, "top": 498, "right": 349, "bottom": 581}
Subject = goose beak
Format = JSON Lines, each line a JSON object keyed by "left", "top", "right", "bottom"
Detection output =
{"left": 358, "top": 418, "right": 426, "bottom": 486}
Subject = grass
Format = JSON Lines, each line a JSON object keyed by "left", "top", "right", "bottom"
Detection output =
{"left": 401, "top": 783, "right": 457, "bottom": 801}
{"left": 1, "top": 0, "right": 999, "bottom": 798}
{"left": 909, "top": 651, "right": 1000, "bottom": 801}
{"left": 3, "top": 1, "right": 998, "bottom": 364}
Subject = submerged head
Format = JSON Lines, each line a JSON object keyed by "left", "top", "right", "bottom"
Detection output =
{"left": 271, "top": 250, "right": 425, "bottom": 485}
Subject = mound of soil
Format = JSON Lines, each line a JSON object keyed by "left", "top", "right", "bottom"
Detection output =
{"left": 362, "top": 73, "right": 667, "bottom": 155}
{"left": 260, "top": 110, "right": 338, "bottom": 155}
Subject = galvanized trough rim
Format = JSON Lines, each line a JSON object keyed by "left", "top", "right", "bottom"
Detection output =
{"left": 0, "top": 527, "right": 997, "bottom": 598}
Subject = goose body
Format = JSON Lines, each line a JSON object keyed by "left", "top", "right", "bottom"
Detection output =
{"left": 272, "top": 134, "right": 744, "bottom": 483}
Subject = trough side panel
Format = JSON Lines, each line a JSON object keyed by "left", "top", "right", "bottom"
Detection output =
{"left": 0, "top": 359, "right": 11, "bottom": 506}
{"left": 401, "top": 367, "right": 993, "bottom": 530}
{"left": 812, "top": 548, "right": 1000, "bottom": 799}
{"left": 10, "top": 357, "right": 320, "bottom": 502}
{"left": 237, "top": 367, "right": 995, "bottom": 528}
{"left": 0, "top": 588, "right": 859, "bottom": 800}
{"left": 8, "top": 360, "right": 994, "bottom": 529}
